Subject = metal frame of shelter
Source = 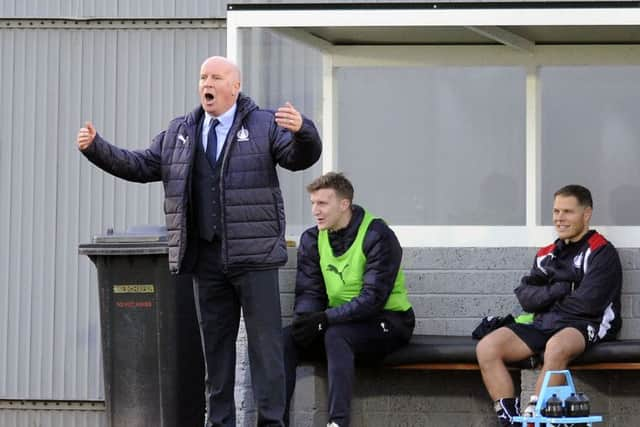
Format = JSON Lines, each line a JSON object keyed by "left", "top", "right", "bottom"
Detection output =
{"left": 226, "top": 2, "right": 640, "bottom": 247}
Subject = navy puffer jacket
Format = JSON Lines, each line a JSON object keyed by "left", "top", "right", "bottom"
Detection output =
{"left": 82, "top": 94, "right": 322, "bottom": 273}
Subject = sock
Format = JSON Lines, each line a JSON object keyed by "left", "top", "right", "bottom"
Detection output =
{"left": 494, "top": 397, "right": 520, "bottom": 426}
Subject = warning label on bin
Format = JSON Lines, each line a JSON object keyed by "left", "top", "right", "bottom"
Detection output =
{"left": 113, "top": 284, "right": 155, "bottom": 294}
{"left": 115, "top": 301, "right": 153, "bottom": 308}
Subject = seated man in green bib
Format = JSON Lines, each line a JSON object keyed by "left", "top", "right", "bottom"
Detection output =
{"left": 283, "top": 172, "right": 415, "bottom": 427}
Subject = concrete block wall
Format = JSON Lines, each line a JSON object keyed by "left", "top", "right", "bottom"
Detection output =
{"left": 287, "top": 365, "right": 520, "bottom": 427}
{"left": 236, "top": 246, "right": 640, "bottom": 426}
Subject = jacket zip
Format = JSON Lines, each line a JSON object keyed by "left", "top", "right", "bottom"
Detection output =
{"left": 177, "top": 119, "right": 198, "bottom": 273}
{"left": 218, "top": 101, "right": 255, "bottom": 273}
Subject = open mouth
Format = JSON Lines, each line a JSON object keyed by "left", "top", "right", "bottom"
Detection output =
{"left": 204, "top": 93, "right": 214, "bottom": 102}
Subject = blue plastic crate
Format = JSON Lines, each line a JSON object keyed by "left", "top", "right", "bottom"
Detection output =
{"left": 512, "top": 370, "right": 603, "bottom": 426}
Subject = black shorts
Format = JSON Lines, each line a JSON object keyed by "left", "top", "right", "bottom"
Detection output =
{"left": 505, "top": 322, "right": 599, "bottom": 354}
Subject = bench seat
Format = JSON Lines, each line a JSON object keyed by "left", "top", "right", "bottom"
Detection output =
{"left": 383, "top": 335, "right": 640, "bottom": 370}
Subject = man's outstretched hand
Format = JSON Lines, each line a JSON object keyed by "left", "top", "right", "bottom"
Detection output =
{"left": 76, "top": 121, "right": 97, "bottom": 151}
{"left": 275, "top": 102, "right": 302, "bottom": 133}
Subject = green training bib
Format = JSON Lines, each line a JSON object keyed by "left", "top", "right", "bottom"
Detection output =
{"left": 318, "top": 210, "right": 411, "bottom": 311}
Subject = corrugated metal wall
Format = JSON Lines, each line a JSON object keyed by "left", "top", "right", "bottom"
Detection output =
{"left": 0, "top": 0, "right": 226, "bottom": 18}
{"left": 0, "top": 410, "right": 106, "bottom": 427}
{"left": 0, "top": 26, "right": 226, "bottom": 401}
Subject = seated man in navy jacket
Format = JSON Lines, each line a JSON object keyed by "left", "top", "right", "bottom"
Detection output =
{"left": 283, "top": 172, "right": 415, "bottom": 427}
{"left": 476, "top": 185, "right": 622, "bottom": 427}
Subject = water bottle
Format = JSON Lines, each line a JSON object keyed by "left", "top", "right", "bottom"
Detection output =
{"left": 564, "top": 392, "right": 580, "bottom": 417}
{"left": 523, "top": 395, "right": 538, "bottom": 427}
{"left": 578, "top": 392, "right": 590, "bottom": 416}
{"left": 541, "top": 393, "right": 564, "bottom": 418}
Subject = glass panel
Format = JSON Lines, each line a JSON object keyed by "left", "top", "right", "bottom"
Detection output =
{"left": 540, "top": 66, "right": 640, "bottom": 226}
{"left": 336, "top": 66, "right": 526, "bottom": 225}
{"left": 240, "top": 29, "right": 324, "bottom": 235}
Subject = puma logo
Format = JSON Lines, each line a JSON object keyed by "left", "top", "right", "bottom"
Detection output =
{"left": 326, "top": 264, "right": 348, "bottom": 285}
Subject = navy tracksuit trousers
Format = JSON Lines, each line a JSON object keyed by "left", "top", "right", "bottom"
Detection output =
{"left": 283, "top": 309, "right": 415, "bottom": 427}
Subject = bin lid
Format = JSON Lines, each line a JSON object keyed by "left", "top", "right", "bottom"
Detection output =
{"left": 78, "top": 225, "right": 169, "bottom": 256}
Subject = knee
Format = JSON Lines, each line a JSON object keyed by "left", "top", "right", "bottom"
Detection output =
{"left": 324, "top": 325, "right": 347, "bottom": 346}
{"left": 542, "top": 343, "right": 574, "bottom": 365}
{"left": 323, "top": 325, "right": 354, "bottom": 355}
{"left": 323, "top": 326, "right": 356, "bottom": 373}
{"left": 476, "top": 336, "right": 503, "bottom": 365}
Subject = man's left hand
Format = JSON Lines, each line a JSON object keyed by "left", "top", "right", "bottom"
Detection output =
{"left": 275, "top": 102, "right": 302, "bottom": 132}
{"left": 292, "top": 311, "right": 327, "bottom": 348}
